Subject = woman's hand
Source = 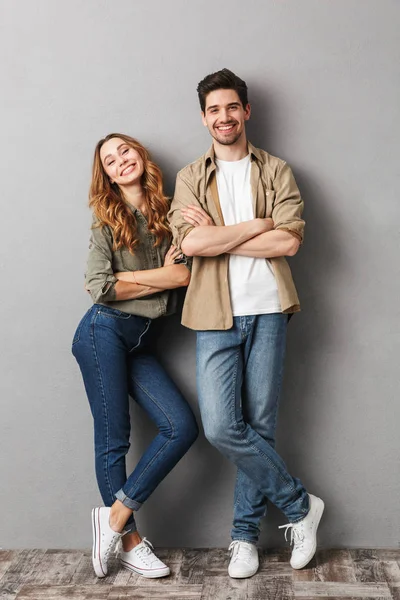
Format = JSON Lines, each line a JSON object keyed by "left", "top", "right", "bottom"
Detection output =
{"left": 163, "top": 245, "right": 183, "bottom": 266}
{"left": 181, "top": 205, "right": 215, "bottom": 227}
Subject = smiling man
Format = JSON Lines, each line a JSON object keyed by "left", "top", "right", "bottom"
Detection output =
{"left": 168, "top": 69, "right": 324, "bottom": 578}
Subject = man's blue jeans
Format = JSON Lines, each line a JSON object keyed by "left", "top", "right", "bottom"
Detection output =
{"left": 72, "top": 305, "right": 198, "bottom": 532}
{"left": 196, "top": 314, "right": 309, "bottom": 544}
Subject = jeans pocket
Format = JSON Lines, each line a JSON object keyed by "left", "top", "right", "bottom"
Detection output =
{"left": 97, "top": 306, "right": 131, "bottom": 320}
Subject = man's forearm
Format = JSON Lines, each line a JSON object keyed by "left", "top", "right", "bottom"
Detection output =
{"left": 181, "top": 220, "right": 269, "bottom": 257}
{"left": 229, "top": 230, "right": 300, "bottom": 258}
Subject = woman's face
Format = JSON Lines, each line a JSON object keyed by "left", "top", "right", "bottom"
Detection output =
{"left": 100, "top": 137, "right": 144, "bottom": 187}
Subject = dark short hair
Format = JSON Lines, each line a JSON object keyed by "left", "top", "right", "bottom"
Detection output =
{"left": 197, "top": 68, "right": 248, "bottom": 113}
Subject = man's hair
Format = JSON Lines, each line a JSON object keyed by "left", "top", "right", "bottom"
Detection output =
{"left": 197, "top": 68, "right": 248, "bottom": 113}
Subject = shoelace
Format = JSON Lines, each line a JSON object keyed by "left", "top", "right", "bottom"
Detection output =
{"left": 116, "top": 537, "right": 158, "bottom": 565}
{"left": 228, "top": 541, "right": 254, "bottom": 564}
{"left": 104, "top": 531, "right": 121, "bottom": 561}
{"left": 278, "top": 522, "right": 305, "bottom": 549}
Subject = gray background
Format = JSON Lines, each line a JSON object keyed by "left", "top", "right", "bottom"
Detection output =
{"left": 1, "top": 0, "right": 399, "bottom": 550}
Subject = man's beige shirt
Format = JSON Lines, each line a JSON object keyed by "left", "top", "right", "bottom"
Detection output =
{"left": 168, "top": 142, "right": 305, "bottom": 330}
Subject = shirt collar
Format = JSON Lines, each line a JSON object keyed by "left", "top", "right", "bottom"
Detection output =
{"left": 205, "top": 140, "right": 262, "bottom": 168}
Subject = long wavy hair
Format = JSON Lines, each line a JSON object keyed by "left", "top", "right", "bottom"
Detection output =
{"left": 89, "top": 133, "right": 170, "bottom": 253}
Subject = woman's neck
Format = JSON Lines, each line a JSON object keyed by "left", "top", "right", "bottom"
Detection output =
{"left": 121, "top": 183, "right": 146, "bottom": 212}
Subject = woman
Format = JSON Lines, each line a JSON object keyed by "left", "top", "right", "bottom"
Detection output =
{"left": 72, "top": 133, "right": 198, "bottom": 579}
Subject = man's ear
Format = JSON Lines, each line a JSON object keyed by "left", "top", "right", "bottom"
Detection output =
{"left": 201, "top": 111, "right": 208, "bottom": 127}
{"left": 244, "top": 103, "right": 251, "bottom": 121}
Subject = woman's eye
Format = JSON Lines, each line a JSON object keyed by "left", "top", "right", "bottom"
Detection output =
{"left": 122, "top": 148, "right": 129, "bottom": 154}
{"left": 107, "top": 160, "right": 115, "bottom": 166}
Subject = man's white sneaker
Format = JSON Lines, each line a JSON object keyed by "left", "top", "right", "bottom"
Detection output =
{"left": 91, "top": 507, "right": 123, "bottom": 578}
{"left": 228, "top": 541, "right": 259, "bottom": 578}
{"left": 119, "top": 538, "right": 170, "bottom": 578}
{"left": 279, "top": 494, "right": 324, "bottom": 570}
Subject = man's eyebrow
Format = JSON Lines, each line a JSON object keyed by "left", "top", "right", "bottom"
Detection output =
{"left": 103, "top": 143, "right": 127, "bottom": 162}
{"left": 206, "top": 102, "right": 241, "bottom": 112}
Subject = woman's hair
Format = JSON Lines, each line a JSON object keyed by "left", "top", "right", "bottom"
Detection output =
{"left": 89, "top": 133, "right": 170, "bottom": 253}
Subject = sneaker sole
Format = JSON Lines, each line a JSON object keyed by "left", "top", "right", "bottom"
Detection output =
{"left": 121, "top": 559, "right": 170, "bottom": 578}
{"left": 228, "top": 565, "right": 259, "bottom": 579}
{"left": 291, "top": 499, "right": 325, "bottom": 570}
{"left": 92, "top": 508, "right": 107, "bottom": 578}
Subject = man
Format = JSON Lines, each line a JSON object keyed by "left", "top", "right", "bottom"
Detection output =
{"left": 168, "top": 69, "right": 324, "bottom": 578}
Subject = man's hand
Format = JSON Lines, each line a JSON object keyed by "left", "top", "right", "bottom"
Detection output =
{"left": 163, "top": 244, "right": 183, "bottom": 266}
{"left": 182, "top": 205, "right": 215, "bottom": 227}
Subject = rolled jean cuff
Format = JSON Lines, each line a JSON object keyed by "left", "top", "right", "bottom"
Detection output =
{"left": 115, "top": 489, "right": 142, "bottom": 512}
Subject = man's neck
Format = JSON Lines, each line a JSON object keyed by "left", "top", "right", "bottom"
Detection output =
{"left": 213, "top": 136, "right": 248, "bottom": 162}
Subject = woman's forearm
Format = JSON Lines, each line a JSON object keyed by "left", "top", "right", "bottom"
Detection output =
{"left": 116, "top": 264, "right": 190, "bottom": 290}
{"left": 113, "top": 280, "right": 163, "bottom": 301}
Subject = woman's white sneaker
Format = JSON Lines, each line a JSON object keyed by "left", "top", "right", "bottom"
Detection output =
{"left": 228, "top": 541, "right": 259, "bottom": 578}
{"left": 91, "top": 507, "right": 123, "bottom": 578}
{"left": 119, "top": 538, "right": 170, "bottom": 578}
{"left": 279, "top": 494, "right": 324, "bottom": 570}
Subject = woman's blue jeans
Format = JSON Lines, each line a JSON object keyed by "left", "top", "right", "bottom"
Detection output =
{"left": 196, "top": 314, "right": 309, "bottom": 544}
{"left": 72, "top": 305, "right": 198, "bottom": 532}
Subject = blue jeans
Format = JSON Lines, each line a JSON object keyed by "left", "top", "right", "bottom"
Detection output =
{"left": 72, "top": 305, "right": 198, "bottom": 532}
{"left": 196, "top": 314, "right": 309, "bottom": 544}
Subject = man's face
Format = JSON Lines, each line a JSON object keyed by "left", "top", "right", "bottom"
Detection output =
{"left": 202, "top": 89, "right": 251, "bottom": 146}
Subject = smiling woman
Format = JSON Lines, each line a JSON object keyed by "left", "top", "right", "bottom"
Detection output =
{"left": 71, "top": 133, "right": 198, "bottom": 580}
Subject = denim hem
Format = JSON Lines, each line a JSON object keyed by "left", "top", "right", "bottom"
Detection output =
{"left": 231, "top": 537, "right": 258, "bottom": 546}
{"left": 288, "top": 509, "right": 309, "bottom": 524}
{"left": 115, "top": 489, "right": 142, "bottom": 511}
{"left": 124, "top": 521, "right": 138, "bottom": 534}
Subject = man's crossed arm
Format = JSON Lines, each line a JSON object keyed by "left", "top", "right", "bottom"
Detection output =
{"left": 180, "top": 204, "right": 299, "bottom": 259}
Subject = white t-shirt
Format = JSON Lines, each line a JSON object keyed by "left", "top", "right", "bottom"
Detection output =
{"left": 215, "top": 154, "right": 281, "bottom": 316}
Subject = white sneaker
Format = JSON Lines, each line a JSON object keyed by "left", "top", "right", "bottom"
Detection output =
{"left": 119, "top": 538, "right": 170, "bottom": 578}
{"left": 228, "top": 541, "right": 259, "bottom": 578}
{"left": 279, "top": 494, "right": 324, "bottom": 569}
{"left": 91, "top": 507, "right": 123, "bottom": 578}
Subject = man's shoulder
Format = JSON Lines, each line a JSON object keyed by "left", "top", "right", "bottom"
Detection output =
{"left": 250, "top": 144, "right": 287, "bottom": 175}
{"left": 176, "top": 152, "right": 208, "bottom": 183}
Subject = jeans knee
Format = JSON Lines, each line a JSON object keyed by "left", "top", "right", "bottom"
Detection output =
{"left": 203, "top": 420, "right": 233, "bottom": 450}
{"left": 176, "top": 413, "right": 199, "bottom": 450}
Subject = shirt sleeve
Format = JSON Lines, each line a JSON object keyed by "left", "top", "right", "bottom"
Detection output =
{"left": 85, "top": 221, "right": 118, "bottom": 303}
{"left": 272, "top": 162, "right": 305, "bottom": 243}
{"left": 167, "top": 171, "right": 197, "bottom": 249}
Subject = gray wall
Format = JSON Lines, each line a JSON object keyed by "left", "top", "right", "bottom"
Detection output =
{"left": 1, "top": 0, "right": 399, "bottom": 549}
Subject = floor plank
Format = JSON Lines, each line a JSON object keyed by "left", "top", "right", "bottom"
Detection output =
{"left": 248, "top": 576, "right": 293, "bottom": 600}
{"left": 0, "top": 548, "right": 397, "bottom": 599}
{"left": 200, "top": 575, "right": 247, "bottom": 600}
{"left": 0, "top": 553, "right": 20, "bottom": 584}
{"left": 316, "top": 549, "right": 357, "bottom": 583}
{"left": 293, "top": 580, "right": 392, "bottom": 597}
{"left": 1, "top": 550, "right": 47, "bottom": 586}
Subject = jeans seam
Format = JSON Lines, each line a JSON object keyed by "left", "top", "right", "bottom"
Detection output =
{"left": 226, "top": 320, "right": 297, "bottom": 495}
{"left": 228, "top": 345, "right": 296, "bottom": 494}
{"left": 122, "top": 377, "right": 175, "bottom": 500}
{"left": 91, "top": 310, "right": 115, "bottom": 505}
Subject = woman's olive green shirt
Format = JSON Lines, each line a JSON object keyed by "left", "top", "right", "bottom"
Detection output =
{"left": 85, "top": 207, "right": 177, "bottom": 319}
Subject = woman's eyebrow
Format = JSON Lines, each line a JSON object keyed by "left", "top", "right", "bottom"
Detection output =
{"left": 103, "top": 144, "right": 126, "bottom": 162}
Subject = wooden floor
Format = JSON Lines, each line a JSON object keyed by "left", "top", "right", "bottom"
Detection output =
{"left": 0, "top": 548, "right": 399, "bottom": 599}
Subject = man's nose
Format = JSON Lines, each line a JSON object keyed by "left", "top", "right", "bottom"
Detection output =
{"left": 220, "top": 109, "right": 229, "bottom": 122}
